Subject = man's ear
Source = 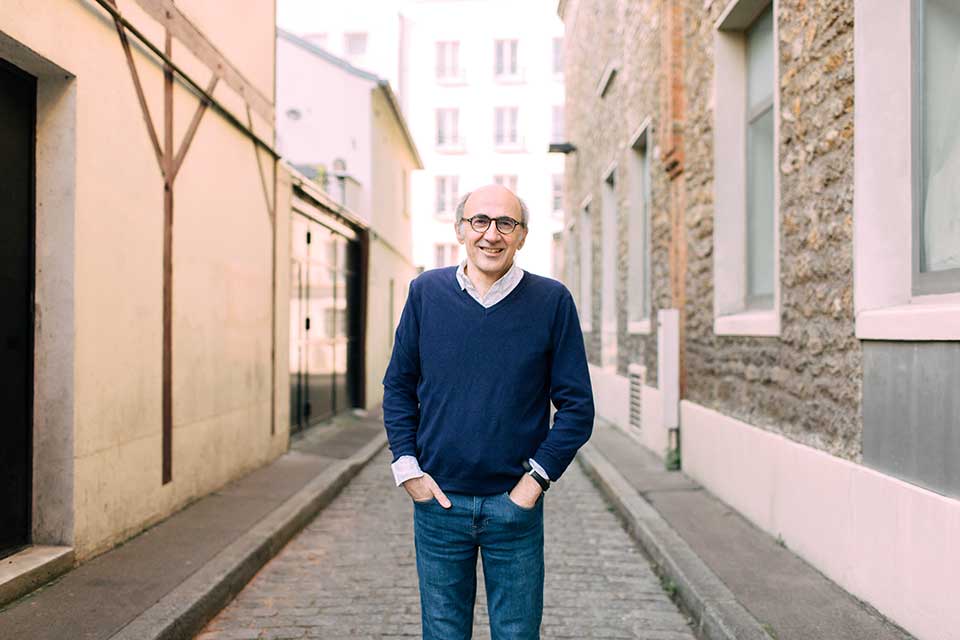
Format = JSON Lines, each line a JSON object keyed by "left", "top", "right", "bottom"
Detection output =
{"left": 517, "top": 227, "right": 527, "bottom": 250}
{"left": 454, "top": 221, "right": 465, "bottom": 243}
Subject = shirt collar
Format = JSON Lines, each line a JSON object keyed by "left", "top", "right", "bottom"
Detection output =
{"left": 456, "top": 260, "right": 524, "bottom": 307}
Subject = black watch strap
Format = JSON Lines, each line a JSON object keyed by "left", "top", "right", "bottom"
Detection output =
{"left": 521, "top": 459, "right": 550, "bottom": 492}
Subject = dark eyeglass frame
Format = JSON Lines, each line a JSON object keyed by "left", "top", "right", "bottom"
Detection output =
{"left": 462, "top": 214, "right": 526, "bottom": 235}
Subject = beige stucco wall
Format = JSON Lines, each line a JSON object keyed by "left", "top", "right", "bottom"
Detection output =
{"left": 365, "top": 87, "right": 419, "bottom": 410}
{"left": 1, "top": 0, "right": 287, "bottom": 561}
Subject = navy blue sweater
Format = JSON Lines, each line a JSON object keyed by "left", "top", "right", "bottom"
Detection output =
{"left": 382, "top": 267, "right": 594, "bottom": 495}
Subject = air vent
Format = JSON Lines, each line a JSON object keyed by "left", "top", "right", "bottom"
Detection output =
{"left": 628, "top": 363, "right": 645, "bottom": 434}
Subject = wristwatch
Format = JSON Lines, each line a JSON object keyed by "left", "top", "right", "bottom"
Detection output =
{"left": 521, "top": 459, "right": 550, "bottom": 492}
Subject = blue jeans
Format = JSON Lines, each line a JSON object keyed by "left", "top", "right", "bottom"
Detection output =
{"left": 413, "top": 491, "right": 544, "bottom": 640}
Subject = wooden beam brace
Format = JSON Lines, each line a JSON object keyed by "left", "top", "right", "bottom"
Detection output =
{"left": 131, "top": 0, "right": 274, "bottom": 123}
{"left": 170, "top": 74, "right": 218, "bottom": 183}
{"left": 246, "top": 104, "right": 275, "bottom": 222}
{"left": 162, "top": 29, "right": 174, "bottom": 485}
{"left": 110, "top": 5, "right": 165, "bottom": 177}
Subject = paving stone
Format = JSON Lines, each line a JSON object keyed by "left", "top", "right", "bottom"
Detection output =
{"left": 199, "top": 449, "right": 696, "bottom": 639}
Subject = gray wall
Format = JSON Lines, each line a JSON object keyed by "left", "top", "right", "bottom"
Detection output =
{"left": 863, "top": 341, "right": 960, "bottom": 498}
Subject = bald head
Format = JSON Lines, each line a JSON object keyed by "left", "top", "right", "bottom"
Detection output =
{"left": 455, "top": 184, "right": 529, "bottom": 227}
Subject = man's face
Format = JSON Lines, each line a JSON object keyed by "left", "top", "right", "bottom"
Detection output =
{"left": 455, "top": 185, "right": 527, "bottom": 281}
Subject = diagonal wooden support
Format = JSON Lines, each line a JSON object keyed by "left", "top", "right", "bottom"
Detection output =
{"left": 170, "top": 75, "right": 218, "bottom": 183}
{"left": 109, "top": 2, "right": 164, "bottom": 177}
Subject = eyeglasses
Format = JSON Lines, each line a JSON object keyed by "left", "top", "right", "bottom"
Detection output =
{"left": 462, "top": 215, "right": 526, "bottom": 235}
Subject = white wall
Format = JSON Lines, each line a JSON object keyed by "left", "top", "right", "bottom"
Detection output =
{"left": 276, "top": 34, "right": 375, "bottom": 221}
{"left": 277, "top": 0, "right": 567, "bottom": 276}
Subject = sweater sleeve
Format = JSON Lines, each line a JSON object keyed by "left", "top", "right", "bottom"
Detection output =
{"left": 533, "top": 289, "right": 595, "bottom": 481}
{"left": 382, "top": 279, "right": 422, "bottom": 462}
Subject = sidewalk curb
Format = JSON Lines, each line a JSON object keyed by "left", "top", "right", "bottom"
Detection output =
{"left": 577, "top": 443, "right": 771, "bottom": 640}
{"left": 109, "top": 431, "right": 388, "bottom": 640}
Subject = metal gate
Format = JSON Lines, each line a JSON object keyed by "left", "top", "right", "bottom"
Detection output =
{"left": 289, "top": 207, "right": 362, "bottom": 432}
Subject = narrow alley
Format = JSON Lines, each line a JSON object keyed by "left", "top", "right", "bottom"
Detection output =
{"left": 197, "top": 448, "right": 696, "bottom": 640}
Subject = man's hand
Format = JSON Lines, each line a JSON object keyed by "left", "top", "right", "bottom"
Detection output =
{"left": 508, "top": 473, "right": 543, "bottom": 509}
{"left": 402, "top": 472, "right": 452, "bottom": 508}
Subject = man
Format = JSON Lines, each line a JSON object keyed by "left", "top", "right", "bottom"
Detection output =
{"left": 382, "top": 184, "right": 594, "bottom": 639}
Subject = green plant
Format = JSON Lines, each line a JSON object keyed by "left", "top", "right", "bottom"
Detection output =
{"left": 664, "top": 447, "right": 681, "bottom": 471}
{"left": 762, "top": 622, "right": 778, "bottom": 638}
{"left": 659, "top": 575, "right": 678, "bottom": 598}
{"left": 775, "top": 534, "right": 786, "bottom": 548}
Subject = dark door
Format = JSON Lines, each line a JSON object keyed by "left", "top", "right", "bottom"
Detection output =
{"left": 0, "top": 59, "right": 36, "bottom": 557}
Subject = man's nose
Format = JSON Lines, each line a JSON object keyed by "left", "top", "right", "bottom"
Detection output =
{"left": 482, "top": 223, "right": 502, "bottom": 242}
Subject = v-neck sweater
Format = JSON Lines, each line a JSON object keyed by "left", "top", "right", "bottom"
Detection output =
{"left": 382, "top": 266, "right": 594, "bottom": 495}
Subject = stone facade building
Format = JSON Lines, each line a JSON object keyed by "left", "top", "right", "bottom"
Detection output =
{"left": 558, "top": 1, "right": 959, "bottom": 638}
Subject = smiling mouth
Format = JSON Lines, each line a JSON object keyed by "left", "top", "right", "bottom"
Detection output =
{"left": 479, "top": 247, "right": 504, "bottom": 256}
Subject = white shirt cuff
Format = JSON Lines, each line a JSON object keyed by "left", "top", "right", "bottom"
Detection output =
{"left": 391, "top": 455, "right": 424, "bottom": 487}
{"left": 529, "top": 458, "right": 550, "bottom": 481}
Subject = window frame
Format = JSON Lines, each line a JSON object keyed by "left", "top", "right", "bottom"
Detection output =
{"left": 435, "top": 40, "right": 463, "bottom": 83}
{"left": 600, "top": 165, "right": 619, "bottom": 369}
{"left": 853, "top": 0, "right": 960, "bottom": 340}
{"left": 712, "top": 0, "right": 782, "bottom": 337}
{"left": 628, "top": 121, "right": 653, "bottom": 334}
{"left": 435, "top": 108, "right": 461, "bottom": 151}
{"left": 552, "top": 105, "right": 565, "bottom": 144}
{"left": 435, "top": 175, "right": 459, "bottom": 219}
{"left": 911, "top": 0, "right": 960, "bottom": 296}
{"left": 494, "top": 106, "right": 520, "bottom": 148}
{"left": 494, "top": 38, "right": 521, "bottom": 81}
{"left": 579, "top": 197, "right": 594, "bottom": 333}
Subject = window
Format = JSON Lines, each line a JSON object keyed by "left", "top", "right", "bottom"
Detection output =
{"left": 745, "top": 6, "right": 775, "bottom": 309}
{"left": 712, "top": 0, "right": 780, "bottom": 336}
{"left": 494, "top": 39, "right": 519, "bottom": 77}
{"left": 552, "top": 174, "right": 563, "bottom": 214}
{"left": 435, "top": 176, "right": 459, "bottom": 218}
{"left": 852, "top": 0, "right": 960, "bottom": 340}
{"left": 628, "top": 126, "right": 652, "bottom": 330}
{"left": 915, "top": 0, "right": 960, "bottom": 294}
{"left": 494, "top": 174, "right": 518, "bottom": 192}
{"left": 494, "top": 107, "right": 519, "bottom": 146}
{"left": 580, "top": 202, "right": 593, "bottom": 331}
{"left": 434, "top": 243, "right": 460, "bottom": 268}
{"left": 435, "top": 108, "right": 460, "bottom": 148}
{"left": 553, "top": 37, "right": 564, "bottom": 75}
{"left": 552, "top": 106, "right": 565, "bottom": 143}
{"left": 601, "top": 170, "right": 618, "bottom": 368}
{"left": 343, "top": 32, "right": 367, "bottom": 56}
{"left": 436, "top": 41, "right": 461, "bottom": 80}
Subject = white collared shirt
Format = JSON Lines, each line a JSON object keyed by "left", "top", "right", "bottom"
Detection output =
{"left": 390, "top": 260, "right": 550, "bottom": 487}
{"left": 455, "top": 259, "right": 524, "bottom": 308}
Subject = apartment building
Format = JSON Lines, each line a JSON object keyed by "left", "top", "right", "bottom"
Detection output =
{"left": 277, "top": 0, "right": 566, "bottom": 276}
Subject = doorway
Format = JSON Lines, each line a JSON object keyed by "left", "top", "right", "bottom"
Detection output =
{"left": 289, "top": 209, "right": 362, "bottom": 432}
{"left": 0, "top": 58, "right": 36, "bottom": 558}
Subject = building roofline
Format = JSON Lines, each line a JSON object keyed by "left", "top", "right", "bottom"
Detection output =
{"left": 376, "top": 80, "right": 424, "bottom": 169}
{"left": 277, "top": 28, "right": 423, "bottom": 169}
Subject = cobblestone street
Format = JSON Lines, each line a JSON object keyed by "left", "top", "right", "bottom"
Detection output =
{"left": 197, "top": 448, "right": 696, "bottom": 640}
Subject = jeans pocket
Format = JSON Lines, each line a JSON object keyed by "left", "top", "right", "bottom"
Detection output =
{"left": 413, "top": 495, "right": 437, "bottom": 505}
{"left": 504, "top": 491, "right": 538, "bottom": 512}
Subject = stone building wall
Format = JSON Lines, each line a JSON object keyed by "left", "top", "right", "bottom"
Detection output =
{"left": 562, "top": 0, "right": 861, "bottom": 460}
